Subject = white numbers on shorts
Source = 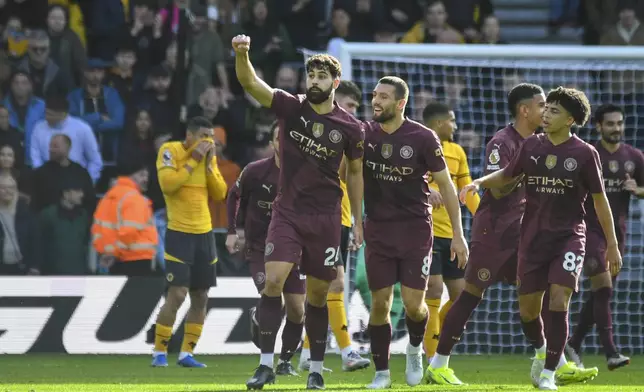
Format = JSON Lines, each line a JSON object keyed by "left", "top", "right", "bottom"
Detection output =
{"left": 563, "top": 251, "right": 584, "bottom": 272}
{"left": 421, "top": 256, "right": 430, "bottom": 276}
{"left": 324, "top": 246, "right": 341, "bottom": 266}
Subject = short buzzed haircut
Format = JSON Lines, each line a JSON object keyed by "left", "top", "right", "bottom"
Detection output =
{"left": 546, "top": 87, "right": 591, "bottom": 127}
{"left": 186, "top": 116, "right": 213, "bottom": 133}
{"left": 422, "top": 102, "right": 451, "bottom": 123}
{"left": 336, "top": 80, "right": 362, "bottom": 102}
{"left": 378, "top": 76, "right": 409, "bottom": 101}
{"left": 53, "top": 133, "right": 72, "bottom": 148}
{"left": 507, "top": 83, "right": 544, "bottom": 118}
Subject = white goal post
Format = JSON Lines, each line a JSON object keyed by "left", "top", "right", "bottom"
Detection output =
{"left": 334, "top": 42, "right": 644, "bottom": 355}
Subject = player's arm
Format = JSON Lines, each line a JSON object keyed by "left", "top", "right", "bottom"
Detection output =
{"left": 156, "top": 147, "right": 197, "bottom": 195}
{"left": 226, "top": 167, "right": 250, "bottom": 253}
{"left": 455, "top": 146, "right": 480, "bottom": 214}
{"left": 232, "top": 35, "right": 274, "bottom": 108}
{"left": 207, "top": 156, "right": 228, "bottom": 202}
{"left": 346, "top": 157, "right": 364, "bottom": 232}
{"left": 339, "top": 155, "right": 348, "bottom": 183}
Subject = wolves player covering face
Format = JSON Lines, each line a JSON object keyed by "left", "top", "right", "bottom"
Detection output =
{"left": 232, "top": 35, "right": 365, "bottom": 390}
{"left": 565, "top": 104, "right": 642, "bottom": 370}
{"left": 362, "top": 76, "right": 469, "bottom": 390}
{"left": 462, "top": 87, "right": 621, "bottom": 391}
{"left": 226, "top": 122, "right": 306, "bottom": 377}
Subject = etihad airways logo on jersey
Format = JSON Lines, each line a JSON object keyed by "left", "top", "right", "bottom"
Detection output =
{"left": 365, "top": 160, "right": 413, "bottom": 182}
{"left": 257, "top": 200, "right": 273, "bottom": 216}
{"left": 0, "top": 277, "right": 261, "bottom": 354}
{"left": 604, "top": 178, "right": 625, "bottom": 194}
{"left": 290, "top": 130, "right": 338, "bottom": 160}
{"left": 527, "top": 176, "right": 574, "bottom": 194}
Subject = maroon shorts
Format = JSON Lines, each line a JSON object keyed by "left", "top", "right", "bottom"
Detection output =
{"left": 264, "top": 207, "right": 340, "bottom": 282}
{"left": 365, "top": 218, "right": 433, "bottom": 291}
{"left": 583, "top": 229, "right": 608, "bottom": 277}
{"left": 464, "top": 240, "right": 518, "bottom": 290}
{"left": 246, "top": 248, "right": 306, "bottom": 294}
{"left": 517, "top": 236, "right": 585, "bottom": 294}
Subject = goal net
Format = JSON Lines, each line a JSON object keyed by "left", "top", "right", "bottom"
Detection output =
{"left": 306, "top": 44, "right": 644, "bottom": 355}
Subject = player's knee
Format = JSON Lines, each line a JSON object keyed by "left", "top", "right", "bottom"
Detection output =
{"left": 445, "top": 278, "right": 465, "bottom": 299}
{"left": 165, "top": 286, "right": 189, "bottom": 311}
{"left": 188, "top": 289, "right": 208, "bottom": 311}
{"left": 548, "top": 285, "right": 573, "bottom": 312}
{"left": 425, "top": 275, "right": 443, "bottom": 299}
{"left": 464, "top": 282, "right": 484, "bottom": 298}
{"left": 264, "top": 273, "right": 287, "bottom": 296}
{"left": 518, "top": 292, "right": 543, "bottom": 321}
{"left": 370, "top": 297, "right": 391, "bottom": 323}
{"left": 589, "top": 271, "right": 612, "bottom": 291}
{"left": 401, "top": 290, "right": 426, "bottom": 319}
{"left": 285, "top": 296, "right": 305, "bottom": 323}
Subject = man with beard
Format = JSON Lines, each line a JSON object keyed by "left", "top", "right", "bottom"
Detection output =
{"left": 362, "top": 76, "right": 468, "bottom": 389}
{"left": 564, "top": 104, "right": 642, "bottom": 371}
{"left": 232, "top": 34, "right": 365, "bottom": 390}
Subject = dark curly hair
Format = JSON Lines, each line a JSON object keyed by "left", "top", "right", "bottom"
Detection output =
{"left": 305, "top": 54, "right": 342, "bottom": 79}
{"left": 546, "top": 86, "right": 591, "bottom": 127}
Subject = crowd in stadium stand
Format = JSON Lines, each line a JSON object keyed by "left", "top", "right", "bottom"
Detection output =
{"left": 0, "top": 0, "right": 641, "bottom": 276}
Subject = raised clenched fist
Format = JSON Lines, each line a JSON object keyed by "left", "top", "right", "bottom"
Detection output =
{"left": 232, "top": 34, "right": 251, "bottom": 54}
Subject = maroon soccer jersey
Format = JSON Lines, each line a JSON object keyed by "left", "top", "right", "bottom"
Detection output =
{"left": 363, "top": 118, "right": 446, "bottom": 222}
{"left": 471, "top": 125, "right": 527, "bottom": 245}
{"left": 504, "top": 134, "right": 604, "bottom": 264}
{"left": 269, "top": 89, "right": 365, "bottom": 215}
{"left": 227, "top": 158, "right": 279, "bottom": 252}
{"left": 584, "top": 142, "right": 644, "bottom": 250}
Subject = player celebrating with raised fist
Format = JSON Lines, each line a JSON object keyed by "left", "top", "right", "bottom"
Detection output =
{"left": 461, "top": 87, "right": 621, "bottom": 391}
{"left": 565, "top": 104, "right": 643, "bottom": 370}
{"left": 362, "top": 76, "right": 468, "bottom": 389}
{"left": 232, "top": 35, "right": 365, "bottom": 390}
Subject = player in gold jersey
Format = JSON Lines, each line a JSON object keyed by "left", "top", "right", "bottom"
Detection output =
{"left": 299, "top": 80, "right": 371, "bottom": 372}
{"left": 421, "top": 103, "right": 480, "bottom": 363}
{"left": 151, "top": 117, "right": 227, "bottom": 368}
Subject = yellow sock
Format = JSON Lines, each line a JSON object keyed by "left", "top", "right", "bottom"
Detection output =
{"left": 328, "top": 292, "right": 352, "bottom": 350}
{"left": 439, "top": 300, "right": 453, "bottom": 328}
{"left": 154, "top": 324, "right": 173, "bottom": 353}
{"left": 424, "top": 299, "right": 441, "bottom": 359}
{"left": 303, "top": 334, "right": 310, "bottom": 349}
{"left": 180, "top": 323, "right": 203, "bottom": 354}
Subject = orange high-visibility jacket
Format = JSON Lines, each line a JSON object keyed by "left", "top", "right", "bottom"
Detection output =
{"left": 92, "top": 177, "right": 158, "bottom": 261}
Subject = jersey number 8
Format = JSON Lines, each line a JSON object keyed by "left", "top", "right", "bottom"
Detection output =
{"left": 563, "top": 251, "right": 584, "bottom": 273}
{"left": 422, "top": 256, "right": 430, "bottom": 276}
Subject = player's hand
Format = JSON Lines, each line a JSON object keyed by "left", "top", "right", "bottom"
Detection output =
{"left": 226, "top": 234, "right": 240, "bottom": 254}
{"left": 450, "top": 235, "right": 469, "bottom": 269}
{"left": 428, "top": 189, "right": 443, "bottom": 209}
{"left": 606, "top": 243, "right": 622, "bottom": 277}
{"left": 191, "top": 140, "right": 213, "bottom": 162}
{"left": 350, "top": 223, "right": 364, "bottom": 251}
{"left": 459, "top": 181, "right": 480, "bottom": 205}
{"left": 623, "top": 173, "right": 638, "bottom": 193}
{"left": 99, "top": 255, "right": 117, "bottom": 269}
{"left": 232, "top": 34, "right": 251, "bottom": 54}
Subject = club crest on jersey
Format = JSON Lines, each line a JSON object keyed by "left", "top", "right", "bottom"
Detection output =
{"left": 545, "top": 155, "right": 557, "bottom": 169}
{"left": 400, "top": 145, "right": 413, "bottom": 159}
{"left": 477, "top": 268, "right": 491, "bottom": 282}
{"left": 166, "top": 273, "right": 174, "bottom": 282}
{"left": 254, "top": 272, "right": 266, "bottom": 285}
{"left": 162, "top": 150, "right": 172, "bottom": 166}
{"left": 625, "top": 160, "right": 635, "bottom": 173}
{"left": 312, "top": 123, "right": 324, "bottom": 138}
{"left": 564, "top": 158, "right": 577, "bottom": 171}
{"left": 488, "top": 149, "right": 500, "bottom": 164}
{"left": 264, "top": 243, "right": 274, "bottom": 256}
{"left": 329, "top": 129, "right": 343, "bottom": 143}
{"left": 381, "top": 144, "right": 393, "bottom": 159}
{"left": 608, "top": 160, "right": 619, "bottom": 173}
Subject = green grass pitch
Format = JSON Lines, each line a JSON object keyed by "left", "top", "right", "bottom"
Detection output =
{"left": 1, "top": 354, "right": 642, "bottom": 391}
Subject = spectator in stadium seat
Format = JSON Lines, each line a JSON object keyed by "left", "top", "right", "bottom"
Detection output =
{"left": 48, "top": 0, "right": 87, "bottom": 47}
{"left": 18, "top": 30, "right": 75, "bottom": 98}
{"left": 0, "top": 105, "right": 24, "bottom": 167}
{"left": 128, "top": 2, "right": 157, "bottom": 73}
{"left": 411, "top": 87, "right": 436, "bottom": 121}
{"left": 162, "top": 40, "right": 210, "bottom": 106}
{"left": 67, "top": 58, "right": 126, "bottom": 134}
{"left": 0, "top": 144, "right": 30, "bottom": 196}
{"left": 85, "top": 0, "right": 126, "bottom": 61}
{"left": 0, "top": 175, "right": 37, "bottom": 276}
{"left": 479, "top": 15, "right": 507, "bottom": 44}
{"left": 30, "top": 133, "right": 95, "bottom": 213}
{"left": 139, "top": 65, "right": 175, "bottom": 135}
{"left": 600, "top": 2, "right": 644, "bottom": 45}
{"left": 30, "top": 95, "right": 103, "bottom": 183}
{"left": 400, "top": 0, "right": 464, "bottom": 44}
{"left": 2, "top": 70, "right": 46, "bottom": 164}
{"left": 118, "top": 109, "right": 157, "bottom": 172}
{"left": 34, "top": 176, "right": 90, "bottom": 275}
{"left": 443, "top": 0, "right": 494, "bottom": 42}
{"left": 274, "top": 65, "right": 299, "bottom": 94}
{"left": 327, "top": 8, "right": 352, "bottom": 59}
{"left": 383, "top": 0, "right": 424, "bottom": 32}
{"left": 2, "top": 17, "right": 29, "bottom": 60}
{"left": 344, "top": 0, "right": 387, "bottom": 42}
{"left": 106, "top": 39, "right": 143, "bottom": 109}
{"left": 47, "top": 4, "right": 87, "bottom": 88}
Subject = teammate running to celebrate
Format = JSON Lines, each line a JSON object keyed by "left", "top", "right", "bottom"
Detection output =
{"left": 152, "top": 117, "right": 228, "bottom": 368}
{"left": 226, "top": 121, "right": 305, "bottom": 377}
{"left": 421, "top": 102, "right": 479, "bottom": 363}
{"left": 362, "top": 76, "right": 469, "bottom": 389}
{"left": 461, "top": 87, "right": 621, "bottom": 391}
{"left": 565, "top": 103, "right": 642, "bottom": 370}
{"left": 232, "top": 34, "right": 365, "bottom": 390}
{"left": 299, "top": 80, "right": 370, "bottom": 373}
